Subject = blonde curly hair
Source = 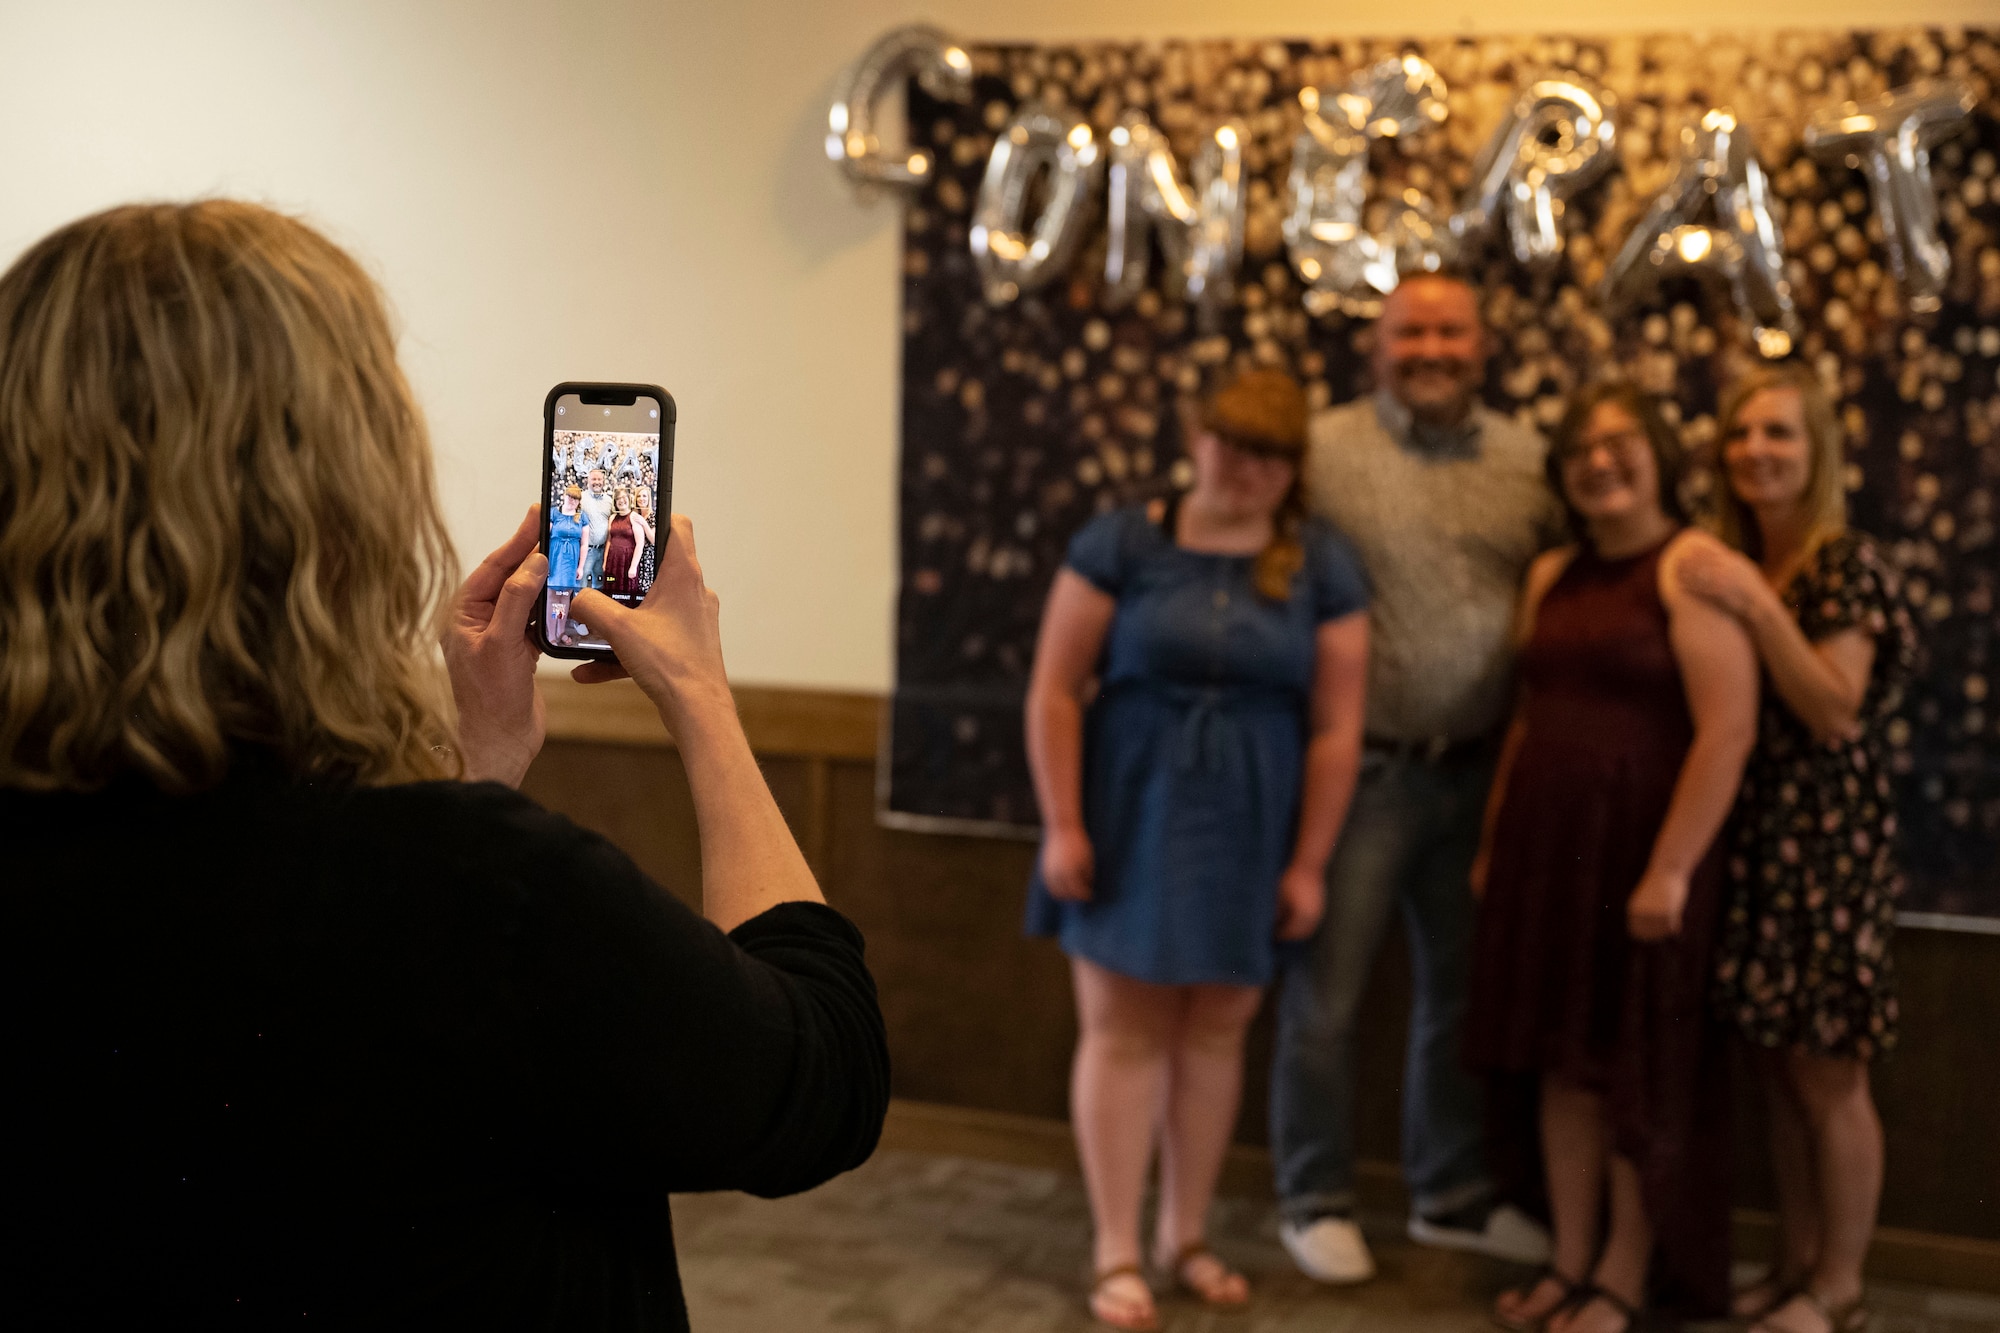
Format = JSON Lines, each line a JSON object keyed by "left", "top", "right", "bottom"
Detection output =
{"left": 0, "top": 201, "right": 460, "bottom": 792}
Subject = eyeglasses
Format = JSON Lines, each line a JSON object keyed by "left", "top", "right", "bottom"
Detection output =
{"left": 1557, "top": 428, "right": 1648, "bottom": 463}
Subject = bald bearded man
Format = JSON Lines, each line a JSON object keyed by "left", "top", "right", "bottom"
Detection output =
{"left": 1271, "top": 273, "right": 1563, "bottom": 1283}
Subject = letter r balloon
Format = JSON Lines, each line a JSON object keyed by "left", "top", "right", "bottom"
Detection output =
{"left": 1455, "top": 75, "right": 1618, "bottom": 268}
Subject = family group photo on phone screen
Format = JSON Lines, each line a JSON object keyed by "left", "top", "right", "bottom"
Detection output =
{"left": 544, "top": 427, "right": 662, "bottom": 649}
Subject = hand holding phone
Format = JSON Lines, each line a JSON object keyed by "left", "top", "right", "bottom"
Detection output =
{"left": 536, "top": 382, "right": 675, "bottom": 659}
{"left": 571, "top": 512, "right": 730, "bottom": 725}
{"left": 444, "top": 504, "right": 549, "bottom": 786}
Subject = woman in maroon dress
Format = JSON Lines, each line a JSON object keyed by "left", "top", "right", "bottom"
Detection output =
{"left": 1467, "top": 385, "right": 1759, "bottom": 1333}
{"left": 602, "top": 486, "right": 640, "bottom": 596}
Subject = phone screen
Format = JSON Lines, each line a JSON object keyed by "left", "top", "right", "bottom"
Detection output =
{"left": 543, "top": 391, "right": 665, "bottom": 653}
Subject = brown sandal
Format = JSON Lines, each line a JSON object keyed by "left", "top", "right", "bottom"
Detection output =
{"left": 1089, "top": 1264, "right": 1159, "bottom": 1331}
{"left": 1164, "top": 1241, "right": 1249, "bottom": 1308}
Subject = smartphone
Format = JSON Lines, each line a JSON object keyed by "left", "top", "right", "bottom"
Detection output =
{"left": 535, "top": 382, "right": 676, "bottom": 659}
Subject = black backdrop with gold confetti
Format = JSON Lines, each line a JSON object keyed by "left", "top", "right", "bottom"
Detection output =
{"left": 884, "top": 29, "right": 2000, "bottom": 924}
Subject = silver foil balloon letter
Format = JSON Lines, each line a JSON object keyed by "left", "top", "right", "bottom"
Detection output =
{"left": 826, "top": 25, "right": 974, "bottom": 189}
{"left": 1804, "top": 78, "right": 1977, "bottom": 314}
{"left": 1455, "top": 74, "right": 1618, "bottom": 267}
{"left": 970, "top": 104, "right": 1103, "bottom": 303}
{"left": 1284, "top": 56, "right": 1453, "bottom": 318}
{"left": 1601, "top": 109, "right": 1800, "bottom": 357}
{"left": 1103, "top": 113, "right": 1248, "bottom": 324}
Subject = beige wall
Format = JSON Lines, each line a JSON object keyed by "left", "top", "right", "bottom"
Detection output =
{"left": 0, "top": 0, "right": 1984, "bottom": 690}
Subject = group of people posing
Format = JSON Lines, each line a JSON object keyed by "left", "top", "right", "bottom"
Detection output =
{"left": 547, "top": 431, "right": 661, "bottom": 597}
{"left": 1024, "top": 272, "right": 1916, "bottom": 1333}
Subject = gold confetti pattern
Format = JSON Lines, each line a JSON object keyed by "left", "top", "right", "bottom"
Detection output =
{"left": 885, "top": 29, "right": 1998, "bottom": 922}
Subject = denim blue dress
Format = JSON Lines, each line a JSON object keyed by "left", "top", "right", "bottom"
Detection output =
{"left": 548, "top": 511, "right": 587, "bottom": 590}
{"left": 1025, "top": 505, "right": 1369, "bottom": 986}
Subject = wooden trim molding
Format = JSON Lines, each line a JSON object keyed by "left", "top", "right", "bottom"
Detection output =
{"left": 540, "top": 676, "right": 881, "bottom": 760}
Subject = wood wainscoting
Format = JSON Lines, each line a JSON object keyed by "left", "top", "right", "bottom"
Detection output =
{"left": 524, "top": 679, "right": 2000, "bottom": 1292}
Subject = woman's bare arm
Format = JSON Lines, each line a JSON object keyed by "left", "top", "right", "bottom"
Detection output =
{"left": 1286, "top": 612, "right": 1369, "bottom": 877}
{"left": 1741, "top": 600, "right": 1873, "bottom": 742}
{"left": 571, "top": 516, "right": 824, "bottom": 933}
{"left": 1678, "top": 541, "right": 1873, "bottom": 742}
{"left": 1273, "top": 612, "right": 1368, "bottom": 940}
{"left": 1628, "top": 532, "right": 1761, "bottom": 939}
{"left": 1023, "top": 570, "right": 1117, "bottom": 900}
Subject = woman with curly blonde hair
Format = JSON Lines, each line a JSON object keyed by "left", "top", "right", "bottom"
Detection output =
{"left": 1, "top": 201, "right": 887, "bottom": 1330}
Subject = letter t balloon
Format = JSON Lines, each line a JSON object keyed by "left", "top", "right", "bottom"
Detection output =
{"left": 1805, "top": 78, "right": 1977, "bottom": 314}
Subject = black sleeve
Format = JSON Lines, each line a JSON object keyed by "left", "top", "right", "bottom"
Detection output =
{"left": 484, "top": 790, "right": 889, "bottom": 1197}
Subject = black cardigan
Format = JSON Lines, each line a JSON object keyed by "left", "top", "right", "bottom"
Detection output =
{"left": 3, "top": 758, "right": 890, "bottom": 1330}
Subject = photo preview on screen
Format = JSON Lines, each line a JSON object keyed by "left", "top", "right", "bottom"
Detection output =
{"left": 544, "top": 401, "right": 663, "bottom": 652}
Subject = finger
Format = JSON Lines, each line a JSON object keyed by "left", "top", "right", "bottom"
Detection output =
{"left": 490, "top": 552, "right": 548, "bottom": 641}
{"left": 571, "top": 660, "right": 632, "bottom": 684}
{"left": 571, "top": 589, "right": 629, "bottom": 638}
{"left": 464, "top": 506, "right": 543, "bottom": 603}
{"left": 669, "top": 513, "right": 698, "bottom": 563}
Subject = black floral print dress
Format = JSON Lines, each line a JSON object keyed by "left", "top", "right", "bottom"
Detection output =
{"left": 1714, "top": 532, "right": 1919, "bottom": 1061}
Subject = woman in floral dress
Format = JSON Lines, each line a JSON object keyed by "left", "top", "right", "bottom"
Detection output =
{"left": 1681, "top": 366, "right": 1919, "bottom": 1333}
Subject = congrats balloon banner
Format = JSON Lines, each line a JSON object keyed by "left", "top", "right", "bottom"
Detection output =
{"left": 863, "top": 27, "right": 2000, "bottom": 927}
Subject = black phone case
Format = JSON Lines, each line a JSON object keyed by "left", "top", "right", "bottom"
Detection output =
{"left": 534, "top": 381, "right": 677, "bottom": 660}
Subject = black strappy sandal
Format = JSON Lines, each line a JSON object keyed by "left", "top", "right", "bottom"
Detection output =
{"left": 1491, "top": 1266, "right": 1587, "bottom": 1332}
{"left": 1561, "top": 1283, "right": 1641, "bottom": 1333}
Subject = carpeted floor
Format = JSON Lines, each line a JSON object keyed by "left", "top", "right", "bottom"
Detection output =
{"left": 673, "top": 1151, "right": 2000, "bottom": 1332}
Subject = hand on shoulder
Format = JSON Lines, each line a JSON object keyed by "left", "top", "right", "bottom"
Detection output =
{"left": 1663, "top": 529, "right": 1766, "bottom": 622}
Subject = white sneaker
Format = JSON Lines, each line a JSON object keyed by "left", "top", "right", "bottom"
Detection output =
{"left": 1280, "top": 1214, "right": 1376, "bottom": 1284}
{"left": 1406, "top": 1203, "right": 1551, "bottom": 1265}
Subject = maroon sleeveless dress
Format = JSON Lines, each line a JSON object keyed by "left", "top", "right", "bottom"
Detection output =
{"left": 1464, "top": 538, "right": 1729, "bottom": 1318}
{"left": 603, "top": 514, "right": 639, "bottom": 595}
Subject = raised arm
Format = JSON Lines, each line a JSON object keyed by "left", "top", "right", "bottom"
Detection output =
{"left": 572, "top": 516, "right": 823, "bottom": 932}
{"left": 1676, "top": 540, "right": 1873, "bottom": 742}
{"left": 503, "top": 513, "right": 886, "bottom": 1199}
{"left": 1275, "top": 611, "right": 1368, "bottom": 939}
{"left": 1628, "top": 532, "right": 1761, "bottom": 940}
{"left": 1024, "top": 569, "right": 1117, "bottom": 902}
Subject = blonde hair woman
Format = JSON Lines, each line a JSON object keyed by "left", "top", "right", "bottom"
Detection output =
{"left": 1680, "top": 366, "right": 1919, "bottom": 1333}
{"left": 1, "top": 202, "right": 887, "bottom": 1327}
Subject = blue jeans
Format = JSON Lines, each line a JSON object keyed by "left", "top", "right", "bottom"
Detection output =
{"left": 1270, "top": 748, "right": 1494, "bottom": 1223}
{"left": 580, "top": 541, "right": 605, "bottom": 589}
